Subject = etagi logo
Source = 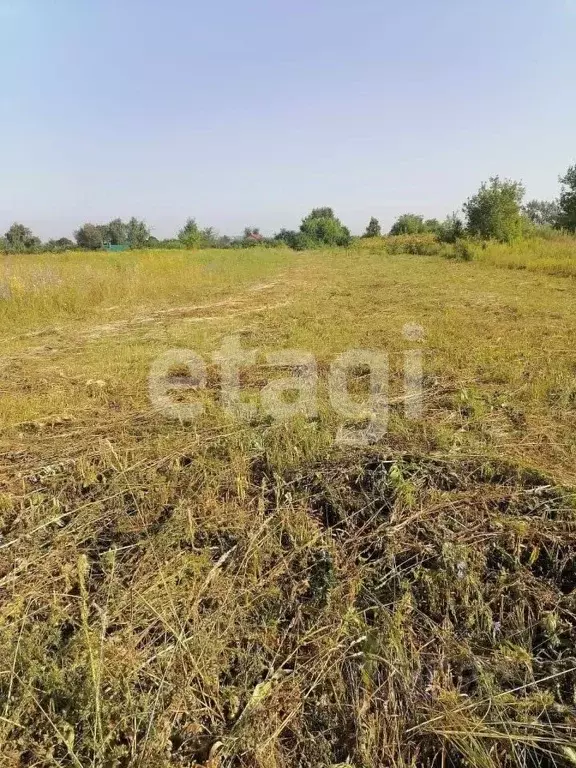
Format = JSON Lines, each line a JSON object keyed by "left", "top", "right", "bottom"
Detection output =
{"left": 149, "top": 324, "right": 424, "bottom": 446}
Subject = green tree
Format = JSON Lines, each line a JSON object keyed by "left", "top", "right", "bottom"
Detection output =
{"left": 437, "top": 214, "right": 465, "bottom": 243}
{"left": 299, "top": 208, "right": 351, "bottom": 246}
{"left": 75, "top": 223, "right": 105, "bottom": 250}
{"left": 55, "top": 237, "right": 75, "bottom": 248}
{"left": 46, "top": 237, "right": 75, "bottom": 252}
{"left": 273, "top": 229, "right": 299, "bottom": 247}
{"left": 178, "top": 218, "right": 202, "bottom": 247}
{"left": 523, "top": 200, "right": 560, "bottom": 228}
{"left": 464, "top": 177, "right": 525, "bottom": 242}
{"left": 389, "top": 214, "right": 427, "bottom": 236}
{"left": 424, "top": 218, "right": 441, "bottom": 234}
{"left": 105, "top": 218, "right": 128, "bottom": 246}
{"left": 200, "top": 227, "right": 218, "bottom": 246}
{"left": 4, "top": 222, "right": 40, "bottom": 252}
{"left": 363, "top": 217, "right": 381, "bottom": 238}
{"left": 126, "top": 217, "right": 150, "bottom": 248}
{"left": 306, "top": 207, "right": 335, "bottom": 220}
{"left": 557, "top": 165, "right": 576, "bottom": 232}
{"left": 389, "top": 215, "right": 443, "bottom": 236}
{"left": 216, "top": 234, "right": 232, "bottom": 248}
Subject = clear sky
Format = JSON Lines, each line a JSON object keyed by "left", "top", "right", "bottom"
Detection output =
{"left": 0, "top": 0, "right": 574, "bottom": 239}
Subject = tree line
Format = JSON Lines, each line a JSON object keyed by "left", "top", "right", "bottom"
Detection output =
{"left": 2, "top": 164, "right": 575, "bottom": 254}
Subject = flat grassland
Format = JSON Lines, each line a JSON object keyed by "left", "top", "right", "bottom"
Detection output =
{"left": 1, "top": 242, "right": 576, "bottom": 767}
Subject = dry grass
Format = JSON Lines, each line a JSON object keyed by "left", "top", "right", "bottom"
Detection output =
{"left": 1, "top": 244, "right": 576, "bottom": 767}
{"left": 359, "top": 232, "right": 576, "bottom": 277}
{"left": 472, "top": 234, "right": 576, "bottom": 278}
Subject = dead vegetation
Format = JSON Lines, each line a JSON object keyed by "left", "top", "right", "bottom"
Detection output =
{"left": 1, "top": 444, "right": 575, "bottom": 767}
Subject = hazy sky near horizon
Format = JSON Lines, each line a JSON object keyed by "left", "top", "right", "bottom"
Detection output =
{"left": 0, "top": 0, "right": 574, "bottom": 239}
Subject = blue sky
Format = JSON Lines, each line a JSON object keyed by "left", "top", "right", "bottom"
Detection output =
{"left": 0, "top": 0, "right": 574, "bottom": 239}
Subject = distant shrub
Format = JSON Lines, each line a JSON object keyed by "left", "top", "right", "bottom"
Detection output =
{"left": 380, "top": 233, "right": 476, "bottom": 262}
{"left": 530, "top": 224, "right": 563, "bottom": 240}
{"left": 274, "top": 208, "right": 351, "bottom": 250}
{"left": 451, "top": 239, "right": 475, "bottom": 261}
{"left": 274, "top": 230, "right": 321, "bottom": 250}
{"left": 273, "top": 229, "right": 298, "bottom": 247}
{"left": 234, "top": 236, "right": 277, "bottom": 249}
{"left": 437, "top": 214, "right": 465, "bottom": 243}
{"left": 44, "top": 238, "right": 75, "bottom": 252}
{"left": 388, "top": 215, "right": 441, "bottom": 237}
{"left": 389, "top": 214, "right": 428, "bottom": 236}
{"left": 385, "top": 234, "right": 442, "bottom": 256}
{"left": 523, "top": 199, "right": 561, "bottom": 229}
{"left": 156, "top": 239, "right": 186, "bottom": 249}
{"left": 291, "top": 233, "right": 321, "bottom": 251}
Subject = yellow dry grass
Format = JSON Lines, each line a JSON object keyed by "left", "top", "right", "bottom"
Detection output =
{"left": 0, "top": 243, "right": 575, "bottom": 767}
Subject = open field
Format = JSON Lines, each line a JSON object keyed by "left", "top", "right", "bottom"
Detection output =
{"left": 1, "top": 243, "right": 576, "bottom": 767}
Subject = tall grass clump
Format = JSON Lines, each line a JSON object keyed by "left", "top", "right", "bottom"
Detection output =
{"left": 472, "top": 233, "right": 576, "bottom": 277}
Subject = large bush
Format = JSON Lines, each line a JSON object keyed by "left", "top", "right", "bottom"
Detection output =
{"left": 389, "top": 214, "right": 427, "bottom": 236}
{"left": 437, "top": 214, "right": 465, "bottom": 243}
{"left": 45, "top": 237, "right": 75, "bottom": 252}
{"left": 464, "top": 176, "right": 525, "bottom": 242}
{"left": 300, "top": 207, "right": 351, "bottom": 246}
{"left": 275, "top": 208, "right": 351, "bottom": 249}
